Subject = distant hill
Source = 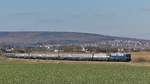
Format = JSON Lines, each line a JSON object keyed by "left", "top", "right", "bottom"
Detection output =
{"left": 0, "top": 32, "right": 148, "bottom": 45}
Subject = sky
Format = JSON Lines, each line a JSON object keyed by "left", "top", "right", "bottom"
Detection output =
{"left": 0, "top": 0, "right": 150, "bottom": 39}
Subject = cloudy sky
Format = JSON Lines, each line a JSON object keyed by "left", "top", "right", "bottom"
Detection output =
{"left": 0, "top": 0, "right": 149, "bottom": 39}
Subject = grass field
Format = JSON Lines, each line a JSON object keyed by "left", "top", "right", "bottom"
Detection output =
{"left": 0, "top": 52, "right": 150, "bottom": 84}
{"left": 131, "top": 52, "right": 150, "bottom": 62}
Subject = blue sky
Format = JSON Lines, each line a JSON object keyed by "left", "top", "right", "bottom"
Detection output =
{"left": 0, "top": 0, "right": 149, "bottom": 39}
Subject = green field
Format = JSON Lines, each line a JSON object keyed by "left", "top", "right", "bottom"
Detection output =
{"left": 0, "top": 59, "right": 150, "bottom": 84}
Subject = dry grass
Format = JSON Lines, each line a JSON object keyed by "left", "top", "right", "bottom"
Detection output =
{"left": 131, "top": 52, "right": 150, "bottom": 63}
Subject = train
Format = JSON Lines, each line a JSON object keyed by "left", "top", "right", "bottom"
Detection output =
{"left": 4, "top": 53, "right": 131, "bottom": 62}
